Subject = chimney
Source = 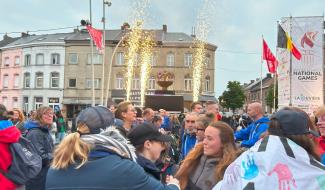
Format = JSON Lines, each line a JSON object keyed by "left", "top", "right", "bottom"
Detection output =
{"left": 191, "top": 26, "right": 196, "bottom": 38}
{"left": 266, "top": 73, "right": 272, "bottom": 78}
{"left": 3, "top": 34, "right": 10, "bottom": 40}
{"left": 21, "top": 32, "right": 29, "bottom": 37}
{"left": 121, "top": 22, "right": 130, "bottom": 30}
{"left": 162, "top": 24, "right": 167, "bottom": 32}
{"left": 250, "top": 80, "right": 254, "bottom": 83}
{"left": 73, "top": 28, "right": 79, "bottom": 33}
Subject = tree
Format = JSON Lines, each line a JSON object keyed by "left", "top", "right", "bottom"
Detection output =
{"left": 266, "top": 83, "right": 278, "bottom": 111}
{"left": 218, "top": 81, "right": 245, "bottom": 112}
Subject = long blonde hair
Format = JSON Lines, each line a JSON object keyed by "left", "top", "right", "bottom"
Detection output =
{"left": 176, "top": 121, "right": 240, "bottom": 189}
{"left": 51, "top": 123, "right": 91, "bottom": 169}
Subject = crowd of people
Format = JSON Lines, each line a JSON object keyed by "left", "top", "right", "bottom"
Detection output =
{"left": 0, "top": 100, "right": 324, "bottom": 190}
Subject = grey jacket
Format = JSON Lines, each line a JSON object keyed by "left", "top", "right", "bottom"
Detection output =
{"left": 187, "top": 155, "right": 219, "bottom": 190}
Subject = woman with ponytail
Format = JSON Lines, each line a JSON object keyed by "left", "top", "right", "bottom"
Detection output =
{"left": 46, "top": 106, "right": 180, "bottom": 190}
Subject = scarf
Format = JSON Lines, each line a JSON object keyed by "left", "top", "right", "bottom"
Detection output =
{"left": 81, "top": 127, "right": 137, "bottom": 162}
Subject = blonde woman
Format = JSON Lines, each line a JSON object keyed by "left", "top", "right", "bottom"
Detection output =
{"left": 24, "top": 106, "right": 54, "bottom": 190}
{"left": 46, "top": 106, "right": 180, "bottom": 190}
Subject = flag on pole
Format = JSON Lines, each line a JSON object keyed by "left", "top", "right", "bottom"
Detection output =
{"left": 262, "top": 39, "right": 278, "bottom": 73}
{"left": 277, "top": 24, "right": 302, "bottom": 60}
{"left": 86, "top": 25, "right": 103, "bottom": 52}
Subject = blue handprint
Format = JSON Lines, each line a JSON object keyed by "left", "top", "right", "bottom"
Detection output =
{"left": 242, "top": 154, "right": 259, "bottom": 180}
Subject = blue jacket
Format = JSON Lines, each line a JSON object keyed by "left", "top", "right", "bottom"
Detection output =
{"left": 160, "top": 116, "right": 171, "bottom": 131}
{"left": 235, "top": 116, "right": 269, "bottom": 148}
{"left": 46, "top": 150, "right": 179, "bottom": 190}
{"left": 181, "top": 133, "right": 196, "bottom": 159}
{"left": 321, "top": 154, "right": 325, "bottom": 165}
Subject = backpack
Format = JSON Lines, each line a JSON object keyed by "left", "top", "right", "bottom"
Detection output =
{"left": 0, "top": 136, "right": 42, "bottom": 185}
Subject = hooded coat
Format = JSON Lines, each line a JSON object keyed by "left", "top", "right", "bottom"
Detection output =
{"left": 24, "top": 120, "right": 54, "bottom": 190}
{"left": 0, "top": 121, "right": 21, "bottom": 190}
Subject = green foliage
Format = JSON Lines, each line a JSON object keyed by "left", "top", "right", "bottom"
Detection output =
{"left": 218, "top": 81, "right": 245, "bottom": 112}
{"left": 265, "top": 84, "right": 278, "bottom": 110}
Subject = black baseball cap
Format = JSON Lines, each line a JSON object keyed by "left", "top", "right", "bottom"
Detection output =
{"left": 127, "top": 123, "right": 172, "bottom": 146}
{"left": 271, "top": 109, "right": 319, "bottom": 137}
{"left": 76, "top": 106, "right": 114, "bottom": 134}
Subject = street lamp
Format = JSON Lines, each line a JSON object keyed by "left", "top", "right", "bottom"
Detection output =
{"left": 105, "top": 32, "right": 130, "bottom": 106}
{"left": 101, "top": 0, "right": 111, "bottom": 106}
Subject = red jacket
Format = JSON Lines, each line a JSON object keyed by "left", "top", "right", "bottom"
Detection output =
{"left": 316, "top": 136, "right": 325, "bottom": 155}
{"left": 0, "top": 125, "right": 20, "bottom": 190}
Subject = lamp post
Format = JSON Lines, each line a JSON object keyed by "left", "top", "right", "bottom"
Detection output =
{"left": 105, "top": 32, "right": 129, "bottom": 106}
{"left": 101, "top": 0, "right": 111, "bottom": 106}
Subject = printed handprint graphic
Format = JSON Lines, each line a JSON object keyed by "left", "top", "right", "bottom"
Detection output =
{"left": 242, "top": 154, "right": 259, "bottom": 180}
{"left": 224, "top": 162, "right": 241, "bottom": 184}
{"left": 268, "top": 163, "right": 297, "bottom": 190}
{"left": 316, "top": 175, "right": 325, "bottom": 190}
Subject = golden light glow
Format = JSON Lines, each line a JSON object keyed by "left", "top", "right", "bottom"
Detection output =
{"left": 125, "top": 21, "right": 143, "bottom": 101}
{"left": 125, "top": 0, "right": 150, "bottom": 102}
{"left": 139, "top": 32, "right": 155, "bottom": 107}
{"left": 192, "top": 0, "right": 213, "bottom": 102}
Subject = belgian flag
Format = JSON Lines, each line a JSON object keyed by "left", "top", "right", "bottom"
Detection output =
{"left": 277, "top": 24, "right": 302, "bottom": 60}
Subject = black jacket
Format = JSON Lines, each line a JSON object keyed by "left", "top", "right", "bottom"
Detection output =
{"left": 136, "top": 154, "right": 161, "bottom": 180}
{"left": 24, "top": 121, "right": 54, "bottom": 190}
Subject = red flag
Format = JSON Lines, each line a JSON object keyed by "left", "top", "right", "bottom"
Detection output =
{"left": 263, "top": 39, "right": 278, "bottom": 73}
{"left": 86, "top": 25, "right": 103, "bottom": 52}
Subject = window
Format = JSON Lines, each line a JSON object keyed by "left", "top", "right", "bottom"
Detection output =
{"left": 87, "top": 54, "right": 102, "bottom": 64}
{"left": 116, "top": 75, "right": 123, "bottom": 89}
{"left": 34, "top": 97, "right": 43, "bottom": 110}
{"left": 14, "top": 56, "right": 20, "bottom": 66}
{"left": 25, "top": 54, "right": 31, "bottom": 66}
{"left": 51, "top": 53, "right": 60, "bottom": 65}
{"left": 23, "top": 97, "right": 29, "bottom": 113}
{"left": 3, "top": 74, "right": 9, "bottom": 88}
{"left": 36, "top": 53, "right": 44, "bottom": 65}
{"left": 148, "top": 77, "right": 155, "bottom": 90}
{"left": 132, "top": 77, "right": 140, "bottom": 90}
{"left": 35, "top": 72, "right": 43, "bottom": 88}
{"left": 205, "top": 76, "right": 210, "bottom": 92}
{"left": 24, "top": 73, "right": 30, "bottom": 88}
{"left": 167, "top": 53, "right": 174, "bottom": 66}
{"left": 86, "top": 78, "right": 101, "bottom": 89}
{"left": 204, "top": 56, "right": 210, "bottom": 68}
{"left": 4, "top": 57, "right": 9, "bottom": 67}
{"left": 116, "top": 52, "right": 124, "bottom": 65}
{"left": 50, "top": 72, "right": 59, "bottom": 88}
{"left": 184, "top": 75, "right": 192, "bottom": 91}
{"left": 2, "top": 97, "right": 8, "bottom": 107}
{"left": 184, "top": 53, "right": 193, "bottom": 67}
{"left": 12, "top": 97, "right": 18, "bottom": 108}
{"left": 68, "top": 78, "right": 76, "bottom": 88}
{"left": 13, "top": 74, "right": 19, "bottom": 88}
{"left": 151, "top": 54, "right": 157, "bottom": 66}
{"left": 69, "top": 53, "right": 78, "bottom": 64}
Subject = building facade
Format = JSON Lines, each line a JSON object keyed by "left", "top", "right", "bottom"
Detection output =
{"left": 63, "top": 25, "right": 217, "bottom": 117}
{"left": 1, "top": 33, "right": 72, "bottom": 113}
{"left": 243, "top": 73, "right": 274, "bottom": 113}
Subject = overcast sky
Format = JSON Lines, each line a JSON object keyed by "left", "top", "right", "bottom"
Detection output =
{"left": 1, "top": 0, "right": 324, "bottom": 96}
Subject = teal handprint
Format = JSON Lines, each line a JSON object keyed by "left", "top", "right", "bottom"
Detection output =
{"left": 242, "top": 154, "right": 259, "bottom": 180}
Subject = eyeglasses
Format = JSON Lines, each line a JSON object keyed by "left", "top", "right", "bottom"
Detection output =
{"left": 186, "top": 120, "right": 195, "bottom": 123}
{"left": 44, "top": 112, "right": 54, "bottom": 116}
{"left": 195, "top": 128, "right": 205, "bottom": 132}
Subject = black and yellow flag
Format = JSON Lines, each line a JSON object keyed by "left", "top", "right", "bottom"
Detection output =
{"left": 277, "top": 24, "right": 301, "bottom": 60}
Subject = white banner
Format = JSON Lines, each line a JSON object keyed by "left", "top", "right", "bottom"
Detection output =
{"left": 278, "top": 16, "right": 324, "bottom": 114}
